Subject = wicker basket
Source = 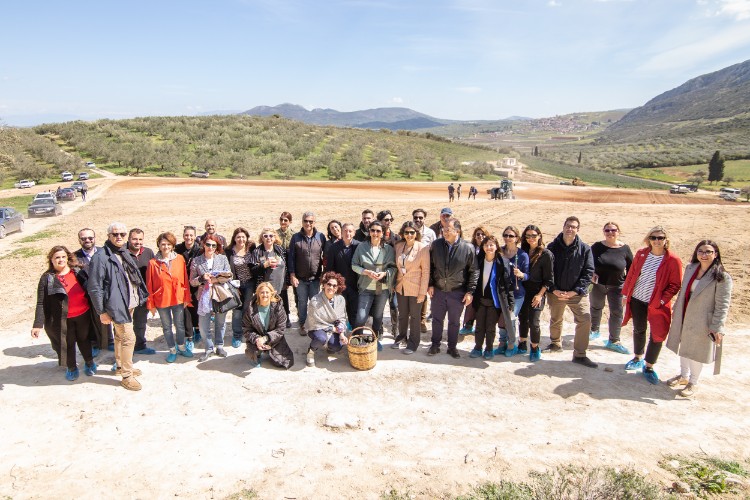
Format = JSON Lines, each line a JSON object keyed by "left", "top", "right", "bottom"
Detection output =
{"left": 347, "top": 326, "right": 377, "bottom": 371}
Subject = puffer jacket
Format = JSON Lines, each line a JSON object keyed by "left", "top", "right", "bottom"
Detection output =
{"left": 547, "top": 233, "right": 594, "bottom": 295}
{"left": 429, "top": 237, "right": 478, "bottom": 294}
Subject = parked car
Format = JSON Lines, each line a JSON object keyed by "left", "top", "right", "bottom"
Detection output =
{"left": 28, "top": 198, "right": 62, "bottom": 218}
{"left": 34, "top": 192, "right": 57, "bottom": 202}
{"left": 61, "top": 171, "right": 74, "bottom": 182}
{"left": 669, "top": 185, "right": 688, "bottom": 194}
{"left": 58, "top": 187, "right": 77, "bottom": 201}
{"left": 71, "top": 181, "right": 88, "bottom": 192}
{"left": 78, "top": 171, "right": 90, "bottom": 180}
{"left": 85, "top": 162, "right": 96, "bottom": 168}
{"left": 190, "top": 170, "right": 210, "bottom": 178}
{"left": 14, "top": 179, "right": 36, "bottom": 189}
{"left": 0, "top": 207, "right": 24, "bottom": 238}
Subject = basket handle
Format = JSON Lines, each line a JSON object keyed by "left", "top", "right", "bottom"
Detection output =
{"left": 348, "top": 326, "right": 376, "bottom": 339}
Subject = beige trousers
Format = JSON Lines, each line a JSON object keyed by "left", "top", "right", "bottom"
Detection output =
{"left": 113, "top": 313, "right": 136, "bottom": 378}
{"left": 546, "top": 292, "right": 591, "bottom": 358}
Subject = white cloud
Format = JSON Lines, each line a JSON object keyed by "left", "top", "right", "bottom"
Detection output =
{"left": 715, "top": 0, "right": 750, "bottom": 20}
{"left": 456, "top": 86, "right": 482, "bottom": 93}
{"left": 548, "top": 0, "right": 562, "bottom": 6}
{"left": 391, "top": 97, "right": 403, "bottom": 103}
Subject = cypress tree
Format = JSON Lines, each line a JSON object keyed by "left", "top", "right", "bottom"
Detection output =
{"left": 708, "top": 150, "right": 724, "bottom": 184}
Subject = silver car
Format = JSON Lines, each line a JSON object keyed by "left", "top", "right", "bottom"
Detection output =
{"left": 0, "top": 207, "right": 24, "bottom": 238}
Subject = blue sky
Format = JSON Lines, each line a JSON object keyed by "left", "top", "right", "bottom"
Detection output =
{"left": 2, "top": 0, "right": 749, "bottom": 125}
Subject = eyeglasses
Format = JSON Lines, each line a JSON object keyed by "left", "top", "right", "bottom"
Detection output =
{"left": 204, "top": 243, "right": 217, "bottom": 248}
{"left": 279, "top": 218, "right": 289, "bottom": 222}
{"left": 649, "top": 235, "right": 666, "bottom": 241}
{"left": 697, "top": 250, "right": 715, "bottom": 256}
{"left": 403, "top": 230, "right": 416, "bottom": 235}
{"left": 604, "top": 228, "right": 618, "bottom": 233}
{"left": 262, "top": 234, "right": 275, "bottom": 239}
{"left": 79, "top": 236, "right": 94, "bottom": 241}
{"left": 303, "top": 220, "right": 314, "bottom": 224}
{"left": 564, "top": 225, "right": 579, "bottom": 230}
{"left": 109, "top": 232, "right": 127, "bottom": 238}
{"left": 382, "top": 218, "right": 393, "bottom": 222}
{"left": 525, "top": 233, "right": 539, "bottom": 239}
{"left": 324, "top": 282, "right": 338, "bottom": 288}
{"left": 502, "top": 233, "right": 517, "bottom": 238}
{"left": 369, "top": 229, "right": 382, "bottom": 233}
{"left": 412, "top": 216, "right": 424, "bottom": 220}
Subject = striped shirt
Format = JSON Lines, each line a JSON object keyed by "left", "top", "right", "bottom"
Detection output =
{"left": 632, "top": 253, "right": 664, "bottom": 303}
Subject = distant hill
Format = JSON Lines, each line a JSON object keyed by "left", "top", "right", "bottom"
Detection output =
{"left": 241, "top": 103, "right": 453, "bottom": 130}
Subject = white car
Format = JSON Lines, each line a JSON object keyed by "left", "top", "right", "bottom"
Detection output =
{"left": 61, "top": 171, "right": 74, "bottom": 181}
{"left": 14, "top": 179, "right": 36, "bottom": 189}
{"left": 85, "top": 162, "right": 96, "bottom": 168}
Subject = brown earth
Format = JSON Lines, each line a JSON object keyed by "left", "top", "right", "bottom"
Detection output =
{"left": 1, "top": 178, "right": 748, "bottom": 499}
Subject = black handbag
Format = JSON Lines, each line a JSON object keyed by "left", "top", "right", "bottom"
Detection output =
{"left": 211, "top": 282, "right": 242, "bottom": 314}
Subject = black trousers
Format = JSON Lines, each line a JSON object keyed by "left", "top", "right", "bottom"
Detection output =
{"left": 519, "top": 293, "right": 545, "bottom": 344}
{"left": 48, "top": 311, "right": 94, "bottom": 369}
{"left": 630, "top": 298, "right": 663, "bottom": 365}
{"left": 474, "top": 303, "right": 498, "bottom": 352}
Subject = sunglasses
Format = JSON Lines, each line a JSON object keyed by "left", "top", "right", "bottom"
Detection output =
{"left": 79, "top": 236, "right": 94, "bottom": 241}
{"left": 382, "top": 218, "right": 393, "bottom": 222}
{"left": 324, "top": 282, "right": 338, "bottom": 288}
{"left": 109, "top": 232, "right": 127, "bottom": 238}
{"left": 262, "top": 234, "right": 275, "bottom": 239}
{"left": 279, "top": 218, "right": 289, "bottom": 222}
{"left": 474, "top": 233, "right": 485, "bottom": 238}
{"left": 412, "top": 216, "right": 424, "bottom": 220}
{"left": 204, "top": 243, "right": 217, "bottom": 248}
{"left": 403, "top": 230, "right": 416, "bottom": 235}
{"left": 502, "top": 234, "right": 517, "bottom": 238}
{"left": 525, "top": 233, "right": 539, "bottom": 239}
{"left": 564, "top": 225, "right": 579, "bottom": 230}
{"left": 303, "top": 220, "right": 315, "bottom": 224}
{"left": 369, "top": 229, "right": 383, "bottom": 233}
{"left": 604, "top": 228, "right": 618, "bottom": 233}
{"left": 649, "top": 236, "right": 666, "bottom": 241}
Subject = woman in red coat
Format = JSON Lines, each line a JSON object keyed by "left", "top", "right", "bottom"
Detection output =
{"left": 621, "top": 226, "right": 682, "bottom": 385}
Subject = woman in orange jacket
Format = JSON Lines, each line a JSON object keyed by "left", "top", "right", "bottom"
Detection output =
{"left": 621, "top": 225, "right": 682, "bottom": 385}
{"left": 146, "top": 231, "right": 193, "bottom": 363}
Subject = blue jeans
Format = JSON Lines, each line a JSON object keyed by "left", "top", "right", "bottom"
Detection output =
{"left": 157, "top": 304, "right": 186, "bottom": 349}
{"left": 498, "top": 299, "right": 523, "bottom": 345}
{"left": 296, "top": 279, "right": 320, "bottom": 326}
{"left": 355, "top": 290, "right": 390, "bottom": 337}
{"left": 308, "top": 328, "right": 343, "bottom": 353}
{"left": 198, "top": 311, "right": 227, "bottom": 351}
{"left": 231, "top": 282, "right": 256, "bottom": 340}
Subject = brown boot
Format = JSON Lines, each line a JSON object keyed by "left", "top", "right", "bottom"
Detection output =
{"left": 115, "top": 367, "right": 142, "bottom": 377}
{"left": 121, "top": 376, "right": 142, "bottom": 391}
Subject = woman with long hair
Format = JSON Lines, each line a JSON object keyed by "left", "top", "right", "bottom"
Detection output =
{"left": 460, "top": 225, "right": 490, "bottom": 335}
{"left": 621, "top": 226, "right": 682, "bottom": 384}
{"left": 496, "top": 225, "right": 529, "bottom": 356}
{"left": 589, "top": 221, "right": 633, "bottom": 354}
{"left": 352, "top": 220, "right": 396, "bottom": 351}
{"left": 146, "top": 232, "right": 193, "bottom": 363}
{"left": 518, "top": 225, "right": 554, "bottom": 362}
{"left": 665, "top": 240, "right": 732, "bottom": 397}
{"left": 189, "top": 235, "right": 232, "bottom": 362}
{"left": 392, "top": 221, "right": 430, "bottom": 354}
{"left": 225, "top": 227, "right": 256, "bottom": 349}
{"left": 304, "top": 272, "right": 349, "bottom": 367}
{"left": 251, "top": 227, "right": 287, "bottom": 296}
{"left": 32, "top": 246, "right": 97, "bottom": 380}
{"left": 243, "top": 281, "right": 293, "bottom": 369}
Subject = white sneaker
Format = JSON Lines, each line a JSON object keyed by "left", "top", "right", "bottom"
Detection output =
{"left": 306, "top": 349, "right": 315, "bottom": 367}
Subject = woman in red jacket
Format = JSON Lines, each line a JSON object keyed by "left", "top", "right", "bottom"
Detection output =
{"left": 621, "top": 226, "right": 682, "bottom": 384}
{"left": 147, "top": 232, "right": 193, "bottom": 363}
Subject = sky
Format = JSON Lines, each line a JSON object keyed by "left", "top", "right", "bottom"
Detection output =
{"left": 2, "top": 0, "right": 750, "bottom": 125}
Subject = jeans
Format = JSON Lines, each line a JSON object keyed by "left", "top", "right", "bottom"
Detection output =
{"left": 308, "top": 328, "right": 343, "bottom": 353}
{"left": 132, "top": 304, "right": 149, "bottom": 350}
{"left": 498, "top": 299, "right": 523, "bottom": 346}
{"left": 519, "top": 293, "right": 545, "bottom": 345}
{"left": 630, "top": 298, "right": 663, "bottom": 365}
{"left": 389, "top": 292, "right": 399, "bottom": 336}
{"left": 231, "top": 282, "right": 256, "bottom": 340}
{"left": 113, "top": 312, "right": 136, "bottom": 378}
{"left": 157, "top": 304, "right": 186, "bottom": 349}
{"left": 296, "top": 279, "right": 320, "bottom": 327}
{"left": 355, "top": 290, "right": 390, "bottom": 337}
{"left": 589, "top": 283, "right": 625, "bottom": 342}
{"left": 430, "top": 289, "right": 465, "bottom": 349}
{"left": 547, "top": 292, "right": 591, "bottom": 358}
{"left": 396, "top": 293, "right": 422, "bottom": 351}
{"left": 199, "top": 312, "right": 228, "bottom": 351}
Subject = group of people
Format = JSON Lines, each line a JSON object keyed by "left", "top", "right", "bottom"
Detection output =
{"left": 447, "top": 183, "right": 478, "bottom": 201}
{"left": 31, "top": 209, "right": 732, "bottom": 397}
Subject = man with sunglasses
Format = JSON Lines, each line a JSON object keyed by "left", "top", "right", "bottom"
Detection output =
{"left": 288, "top": 211, "right": 326, "bottom": 334}
{"left": 545, "top": 216, "right": 597, "bottom": 369}
{"left": 75, "top": 228, "right": 113, "bottom": 355}
{"left": 175, "top": 225, "right": 202, "bottom": 349}
{"left": 87, "top": 222, "right": 149, "bottom": 391}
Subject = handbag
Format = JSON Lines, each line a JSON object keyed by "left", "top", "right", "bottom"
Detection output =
{"left": 211, "top": 282, "right": 242, "bottom": 314}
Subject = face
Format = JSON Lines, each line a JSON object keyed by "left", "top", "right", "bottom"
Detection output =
{"left": 329, "top": 222, "right": 342, "bottom": 239}
{"left": 473, "top": 230, "right": 485, "bottom": 245}
{"left": 279, "top": 216, "right": 290, "bottom": 230}
{"left": 78, "top": 230, "right": 95, "bottom": 250}
{"left": 129, "top": 232, "right": 144, "bottom": 251}
{"left": 403, "top": 227, "right": 417, "bottom": 241}
{"left": 108, "top": 227, "right": 127, "bottom": 248}
{"left": 563, "top": 220, "right": 579, "bottom": 238}
{"left": 204, "top": 240, "right": 217, "bottom": 255}
{"left": 412, "top": 212, "right": 425, "bottom": 228}
{"left": 261, "top": 231, "right": 276, "bottom": 246}
{"left": 158, "top": 239, "right": 173, "bottom": 255}
{"left": 483, "top": 240, "right": 498, "bottom": 255}
{"left": 257, "top": 286, "right": 272, "bottom": 305}
{"left": 205, "top": 220, "right": 216, "bottom": 235}
{"left": 443, "top": 224, "right": 458, "bottom": 243}
{"left": 361, "top": 213, "right": 374, "bottom": 228}
{"left": 183, "top": 229, "right": 196, "bottom": 247}
{"left": 696, "top": 244, "right": 717, "bottom": 265}
{"left": 502, "top": 230, "right": 518, "bottom": 246}
{"left": 524, "top": 230, "right": 540, "bottom": 246}
{"left": 234, "top": 232, "right": 247, "bottom": 248}
{"left": 648, "top": 231, "right": 666, "bottom": 249}
{"left": 369, "top": 225, "right": 383, "bottom": 240}
{"left": 380, "top": 215, "right": 393, "bottom": 229}
{"left": 302, "top": 216, "right": 315, "bottom": 231}
{"left": 51, "top": 250, "right": 69, "bottom": 272}
{"left": 440, "top": 213, "right": 451, "bottom": 226}
{"left": 342, "top": 225, "right": 355, "bottom": 242}
{"left": 603, "top": 225, "right": 619, "bottom": 239}
{"left": 323, "top": 279, "right": 339, "bottom": 297}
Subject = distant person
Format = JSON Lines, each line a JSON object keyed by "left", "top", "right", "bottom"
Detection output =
{"left": 447, "top": 183, "right": 455, "bottom": 202}
{"left": 456, "top": 183, "right": 462, "bottom": 200}
{"left": 354, "top": 209, "right": 375, "bottom": 242}
{"left": 87, "top": 222, "right": 149, "bottom": 391}
{"left": 197, "top": 219, "right": 227, "bottom": 248}
{"left": 243, "top": 282, "right": 293, "bottom": 369}
{"left": 225, "top": 227, "right": 256, "bottom": 349}
{"left": 544, "top": 216, "right": 597, "bottom": 369}
{"left": 589, "top": 221, "right": 633, "bottom": 354}
{"left": 518, "top": 225, "right": 553, "bottom": 362}
{"left": 80, "top": 185, "right": 88, "bottom": 201}
{"left": 468, "top": 186, "right": 477, "bottom": 200}
{"left": 324, "top": 222, "right": 360, "bottom": 327}
{"left": 175, "top": 225, "right": 202, "bottom": 350}
{"left": 288, "top": 211, "right": 326, "bottom": 334}
{"left": 32, "top": 246, "right": 97, "bottom": 381}
{"left": 621, "top": 226, "right": 682, "bottom": 384}
{"left": 127, "top": 228, "right": 156, "bottom": 355}
{"left": 666, "top": 240, "right": 732, "bottom": 398}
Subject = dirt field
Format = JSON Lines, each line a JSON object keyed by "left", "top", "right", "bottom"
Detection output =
{"left": 1, "top": 177, "right": 748, "bottom": 499}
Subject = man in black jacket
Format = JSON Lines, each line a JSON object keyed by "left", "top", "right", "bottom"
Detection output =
{"left": 353, "top": 209, "right": 374, "bottom": 242}
{"left": 75, "top": 227, "right": 113, "bottom": 354}
{"left": 428, "top": 218, "right": 478, "bottom": 359}
{"left": 288, "top": 211, "right": 326, "bottom": 334}
{"left": 325, "top": 222, "right": 360, "bottom": 327}
{"left": 175, "top": 225, "right": 202, "bottom": 350}
{"left": 544, "top": 216, "right": 597, "bottom": 368}
{"left": 127, "top": 228, "right": 156, "bottom": 355}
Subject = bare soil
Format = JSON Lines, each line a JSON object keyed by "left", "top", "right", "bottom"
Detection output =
{"left": 1, "top": 178, "right": 748, "bottom": 499}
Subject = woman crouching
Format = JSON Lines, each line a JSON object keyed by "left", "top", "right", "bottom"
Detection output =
{"left": 304, "top": 272, "right": 349, "bottom": 367}
{"left": 243, "top": 282, "right": 293, "bottom": 369}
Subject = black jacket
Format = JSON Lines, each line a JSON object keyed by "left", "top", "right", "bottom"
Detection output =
{"left": 472, "top": 254, "right": 515, "bottom": 332}
{"left": 87, "top": 243, "right": 148, "bottom": 324}
{"left": 547, "top": 233, "right": 594, "bottom": 295}
{"left": 523, "top": 248, "right": 555, "bottom": 295}
{"left": 243, "top": 301, "right": 293, "bottom": 369}
{"left": 288, "top": 229, "right": 326, "bottom": 280}
{"left": 429, "top": 237, "right": 478, "bottom": 294}
{"left": 325, "top": 239, "right": 360, "bottom": 289}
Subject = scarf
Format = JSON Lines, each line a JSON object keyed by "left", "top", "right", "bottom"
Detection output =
{"left": 106, "top": 240, "right": 142, "bottom": 288}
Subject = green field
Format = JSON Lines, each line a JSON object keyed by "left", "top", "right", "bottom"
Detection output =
{"left": 521, "top": 156, "right": 668, "bottom": 189}
{"left": 625, "top": 159, "right": 750, "bottom": 190}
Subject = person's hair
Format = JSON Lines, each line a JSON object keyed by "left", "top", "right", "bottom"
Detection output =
{"left": 78, "top": 228, "right": 95, "bottom": 239}
{"left": 447, "top": 218, "right": 461, "bottom": 232}
{"left": 398, "top": 221, "right": 422, "bottom": 242}
{"left": 602, "top": 221, "right": 621, "bottom": 233}
{"left": 279, "top": 211, "right": 292, "bottom": 223}
{"left": 471, "top": 226, "right": 491, "bottom": 246}
{"left": 46, "top": 245, "right": 80, "bottom": 273}
{"left": 128, "top": 228, "right": 144, "bottom": 238}
{"left": 156, "top": 231, "right": 177, "bottom": 248}
{"left": 367, "top": 221, "right": 385, "bottom": 246}
{"left": 564, "top": 216, "right": 580, "bottom": 228}
{"left": 254, "top": 281, "right": 280, "bottom": 303}
{"left": 521, "top": 225, "right": 546, "bottom": 266}
{"left": 502, "top": 225, "right": 521, "bottom": 247}
{"left": 361, "top": 209, "right": 374, "bottom": 217}
{"left": 412, "top": 208, "right": 427, "bottom": 218}
{"left": 202, "top": 234, "right": 224, "bottom": 254}
{"left": 342, "top": 222, "right": 356, "bottom": 231}
{"left": 204, "top": 219, "right": 215, "bottom": 228}
{"left": 690, "top": 240, "right": 727, "bottom": 282}
{"left": 302, "top": 211, "right": 315, "bottom": 222}
{"left": 321, "top": 271, "right": 346, "bottom": 293}
{"left": 643, "top": 225, "right": 670, "bottom": 250}
{"left": 257, "top": 227, "right": 282, "bottom": 246}
{"left": 327, "top": 220, "right": 342, "bottom": 240}
{"left": 477, "top": 235, "right": 501, "bottom": 262}
{"left": 183, "top": 225, "right": 197, "bottom": 234}
{"left": 106, "top": 222, "right": 127, "bottom": 234}
{"left": 231, "top": 227, "right": 252, "bottom": 252}
{"left": 376, "top": 210, "right": 392, "bottom": 221}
